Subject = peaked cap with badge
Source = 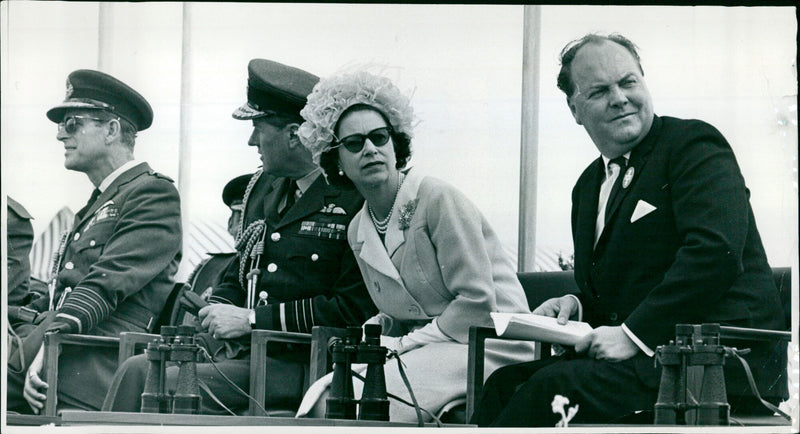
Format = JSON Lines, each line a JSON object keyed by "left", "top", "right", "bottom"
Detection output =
{"left": 47, "top": 69, "right": 153, "bottom": 131}
{"left": 232, "top": 59, "right": 319, "bottom": 120}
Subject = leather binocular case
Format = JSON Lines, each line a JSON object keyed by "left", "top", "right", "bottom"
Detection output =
{"left": 326, "top": 324, "right": 390, "bottom": 421}
{"left": 655, "top": 323, "right": 730, "bottom": 425}
{"left": 141, "top": 325, "right": 203, "bottom": 414}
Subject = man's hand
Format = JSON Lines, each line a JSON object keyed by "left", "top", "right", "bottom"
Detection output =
{"left": 532, "top": 295, "right": 579, "bottom": 325}
{"left": 23, "top": 345, "right": 47, "bottom": 414}
{"left": 198, "top": 304, "right": 252, "bottom": 339}
{"left": 574, "top": 326, "right": 639, "bottom": 362}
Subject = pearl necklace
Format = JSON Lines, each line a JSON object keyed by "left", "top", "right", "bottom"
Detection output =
{"left": 368, "top": 172, "right": 405, "bottom": 235}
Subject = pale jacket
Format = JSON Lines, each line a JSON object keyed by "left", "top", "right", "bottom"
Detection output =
{"left": 349, "top": 168, "right": 531, "bottom": 351}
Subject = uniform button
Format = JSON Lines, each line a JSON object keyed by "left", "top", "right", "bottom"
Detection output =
{"left": 267, "top": 263, "right": 278, "bottom": 273}
{"left": 259, "top": 291, "right": 268, "bottom": 302}
{"left": 64, "top": 262, "right": 74, "bottom": 270}
{"left": 271, "top": 232, "right": 281, "bottom": 242}
{"left": 89, "top": 240, "right": 96, "bottom": 247}
{"left": 311, "top": 253, "right": 319, "bottom": 261}
{"left": 408, "top": 306, "right": 421, "bottom": 315}
{"left": 610, "top": 312, "right": 618, "bottom": 322}
{"left": 73, "top": 233, "right": 81, "bottom": 241}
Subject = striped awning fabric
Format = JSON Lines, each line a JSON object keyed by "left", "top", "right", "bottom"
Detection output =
{"left": 29, "top": 207, "right": 74, "bottom": 282}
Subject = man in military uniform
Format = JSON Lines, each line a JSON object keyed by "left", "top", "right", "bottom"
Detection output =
{"left": 102, "top": 59, "right": 375, "bottom": 414}
{"left": 7, "top": 196, "right": 49, "bottom": 328}
{"left": 183, "top": 174, "right": 255, "bottom": 307}
{"left": 7, "top": 70, "right": 182, "bottom": 414}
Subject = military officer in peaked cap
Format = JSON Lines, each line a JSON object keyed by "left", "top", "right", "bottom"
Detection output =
{"left": 102, "top": 59, "right": 375, "bottom": 415}
{"left": 180, "top": 174, "right": 261, "bottom": 312}
{"left": 7, "top": 70, "right": 182, "bottom": 414}
{"left": 222, "top": 173, "right": 254, "bottom": 239}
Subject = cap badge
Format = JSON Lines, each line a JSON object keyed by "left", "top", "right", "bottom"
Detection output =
{"left": 65, "top": 79, "right": 74, "bottom": 99}
{"left": 622, "top": 166, "right": 635, "bottom": 189}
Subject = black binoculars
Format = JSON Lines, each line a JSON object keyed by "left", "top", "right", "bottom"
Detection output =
{"left": 654, "top": 323, "right": 730, "bottom": 425}
{"left": 326, "top": 324, "right": 390, "bottom": 421}
{"left": 141, "top": 325, "right": 203, "bottom": 414}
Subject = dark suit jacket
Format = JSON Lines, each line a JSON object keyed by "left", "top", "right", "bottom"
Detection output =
{"left": 211, "top": 172, "right": 376, "bottom": 334}
{"left": 571, "top": 115, "right": 786, "bottom": 399}
{"left": 52, "top": 162, "right": 183, "bottom": 336}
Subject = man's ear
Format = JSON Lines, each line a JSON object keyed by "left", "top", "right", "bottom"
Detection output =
{"left": 105, "top": 118, "right": 121, "bottom": 143}
{"left": 567, "top": 96, "right": 582, "bottom": 125}
{"left": 286, "top": 123, "right": 301, "bottom": 148}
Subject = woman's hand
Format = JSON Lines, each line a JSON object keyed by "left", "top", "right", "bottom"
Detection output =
{"left": 23, "top": 345, "right": 48, "bottom": 414}
{"left": 380, "top": 335, "right": 405, "bottom": 354}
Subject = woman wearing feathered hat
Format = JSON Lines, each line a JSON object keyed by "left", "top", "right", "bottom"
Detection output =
{"left": 296, "top": 70, "right": 535, "bottom": 422}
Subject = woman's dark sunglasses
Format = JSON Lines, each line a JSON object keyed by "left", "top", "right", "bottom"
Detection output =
{"left": 334, "top": 127, "right": 393, "bottom": 153}
{"left": 58, "top": 115, "right": 112, "bottom": 135}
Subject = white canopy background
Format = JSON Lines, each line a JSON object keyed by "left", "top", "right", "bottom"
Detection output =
{"left": 2, "top": 4, "right": 796, "bottom": 277}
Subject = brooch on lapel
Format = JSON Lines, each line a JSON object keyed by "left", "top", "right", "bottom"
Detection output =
{"left": 622, "top": 167, "right": 635, "bottom": 189}
{"left": 320, "top": 203, "right": 347, "bottom": 215}
{"left": 398, "top": 199, "right": 419, "bottom": 230}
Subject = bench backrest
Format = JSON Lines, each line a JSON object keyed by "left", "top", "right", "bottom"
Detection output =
{"left": 517, "top": 267, "right": 791, "bottom": 329}
{"left": 515, "top": 270, "right": 579, "bottom": 312}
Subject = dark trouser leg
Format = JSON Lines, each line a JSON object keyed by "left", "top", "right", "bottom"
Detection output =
{"left": 7, "top": 367, "right": 33, "bottom": 414}
{"left": 471, "top": 357, "right": 560, "bottom": 426}
{"left": 55, "top": 345, "right": 118, "bottom": 411}
{"left": 188, "top": 356, "right": 306, "bottom": 414}
{"left": 489, "top": 354, "right": 657, "bottom": 427}
{"left": 8, "top": 345, "right": 118, "bottom": 414}
{"left": 102, "top": 354, "right": 149, "bottom": 412}
{"left": 103, "top": 354, "right": 306, "bottom": 415}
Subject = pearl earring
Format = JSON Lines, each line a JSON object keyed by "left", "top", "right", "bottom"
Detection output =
{"left": 338, "top": 165, "right": 344, "bottom": 176}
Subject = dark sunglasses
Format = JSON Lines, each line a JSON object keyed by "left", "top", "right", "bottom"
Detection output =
{"left": 58, "top": 115, "right": 114, "bottom": 135}
{"left": 334, "top": 127, "right": 393, "bottom": 153}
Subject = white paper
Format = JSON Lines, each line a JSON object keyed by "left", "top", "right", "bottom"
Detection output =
{"left": 491, "top": 312, "right": 593, "bottom": 346}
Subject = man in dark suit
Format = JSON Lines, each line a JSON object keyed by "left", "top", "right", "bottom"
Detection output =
{"left": 102, "top": 59, "right": 376, "bottom": 414}
{"left": 7, "top": 70, "right": 182, "bottom": 414}
{"left": 472, "top": 33, "right": 786, "bottom": 427}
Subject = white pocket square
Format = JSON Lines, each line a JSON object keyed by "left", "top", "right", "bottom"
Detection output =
{"left": 631, "top": 200, "right": 657, "bottom": 223}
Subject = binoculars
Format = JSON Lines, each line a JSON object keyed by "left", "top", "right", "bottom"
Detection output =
{"left": 141, "top": 325, "right": 203, "bottom": 414}
{"left": 654, "top": 323, "right": 731, "bottom": 425}
{"left": 326, "top": 324, "right": 390, "bottom": 421}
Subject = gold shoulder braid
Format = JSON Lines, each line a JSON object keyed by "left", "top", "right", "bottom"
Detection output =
{"left": 236, "top": 170, "right": 262, "bottom": 243}
{"left": 237, "top": 220, "right": 265, "bottom": 288}
{"left": 236, "top": 170, "right": 266, "bottom": 292}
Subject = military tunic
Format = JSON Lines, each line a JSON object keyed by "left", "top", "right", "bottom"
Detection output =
{"left": 210, "top": 170, "right": 375, "bottom": 332}
{"left": 7, "top": 162, "right": 182, "bottom": 413}
{"left": 102, "top": 170, "right": 374, "bottom": 414}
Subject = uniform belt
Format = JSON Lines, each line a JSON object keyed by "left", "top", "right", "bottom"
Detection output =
{"left": 110, "top": 301, "right": 156, "bottom": 332}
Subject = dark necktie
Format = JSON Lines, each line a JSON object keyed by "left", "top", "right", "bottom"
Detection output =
{"left": 280, "top": 180, "right": 298, "bottom": 216}
{"left": 76, "top": 188, "right": 101, "bottom": 221}
{"left": 605, "top": 157, "right": 628, "bottom": 222}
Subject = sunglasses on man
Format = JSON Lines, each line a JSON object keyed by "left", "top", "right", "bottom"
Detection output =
{"left": 334, "top": 127, "right": 393, "bottom": 153}
{"left": 58, "top": 115, "right": 117, "bottom": 135}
